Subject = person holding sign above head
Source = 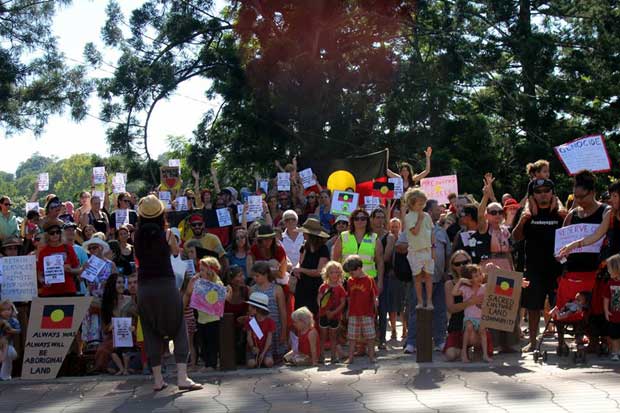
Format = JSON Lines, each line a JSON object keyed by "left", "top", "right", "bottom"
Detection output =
{"left": 80, "top": 194, "right": 109, "bottom": 236}
{"left": 110, "top": 192, "right": 138, "bottom": 236}
{"left": 134, "top": 195, "right": 201, "bottom": 392}
{"left": 37, "top": 219, "right": 81, "bottom": 297}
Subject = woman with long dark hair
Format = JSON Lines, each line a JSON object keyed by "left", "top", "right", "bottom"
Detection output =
{"left": 134, "top": 195, "right": 201, "bottom": 392}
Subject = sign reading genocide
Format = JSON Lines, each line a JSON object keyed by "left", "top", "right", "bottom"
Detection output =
{"left": 1, "top": 255, "right": 37, "bottom": 302}
{"left": 480, "top": 269, "right": 523, "bottom": 333}
{"left": 21, "top": 297, "right": 92, "bottom": 380}
{"left": 554, "top": 134, "right": 611, "bottom": 176}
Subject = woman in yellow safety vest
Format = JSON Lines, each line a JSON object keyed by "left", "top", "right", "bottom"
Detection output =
{"left": 331, "top": 208, "right": 384, "bottom": 294}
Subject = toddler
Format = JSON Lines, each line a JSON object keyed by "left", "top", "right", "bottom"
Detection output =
{"left": 284, "top": 307, "right": 320, "bottom": 366}
{"left": 245, "top": 292, "right": 276, "bottom": 368}
{"left": 317, "top": 261, "right": 347, "bottom": 363}
{"left": 604, "top": 254, "right": 620, "bottom": 361}
{"left": 0, "top": 299, "right": 21, "bottom": 380}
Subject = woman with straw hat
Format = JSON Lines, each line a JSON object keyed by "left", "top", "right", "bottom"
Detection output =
{"left": 293, "top": 218, "right": 330, "bottom": 316}
{"left": 134, "top": 195, "right": 201, "bottom": 392}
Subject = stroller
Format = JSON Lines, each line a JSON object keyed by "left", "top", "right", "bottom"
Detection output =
{"left": 533, "top": 271, "right": 596, "bottom": 364}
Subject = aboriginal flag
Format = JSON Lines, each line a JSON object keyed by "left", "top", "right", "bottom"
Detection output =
{"left": 372, "top": 181, "right": 394, "bottom": 199}
{"left": 299, "top": 149, "right": 388, "bottom": 197}
{"left": 494, "top": 277, "right": 514, "bottom": 297}
{"left": 41, "top": 304, "right": 74, "bottom": 329}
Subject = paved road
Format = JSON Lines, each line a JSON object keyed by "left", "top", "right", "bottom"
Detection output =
{"left": 2, "top": 341, "right": 620, "bottom": 413}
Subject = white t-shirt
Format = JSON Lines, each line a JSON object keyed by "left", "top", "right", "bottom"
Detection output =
{"left": 282, "top": 229, "right": 304, "bottom": 267}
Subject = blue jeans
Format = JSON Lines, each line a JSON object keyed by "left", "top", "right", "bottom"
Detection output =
{"left": 406, "top": 281, "right": 447, "bottom": 347}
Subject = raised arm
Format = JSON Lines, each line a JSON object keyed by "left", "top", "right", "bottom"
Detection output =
{"left": 412, "top": 147, "right": 432, "bottom": 182}
{"left": 210, "top": 165, "right": 221, "bottom": 194}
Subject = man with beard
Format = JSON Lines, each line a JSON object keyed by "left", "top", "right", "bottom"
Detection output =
{"left": 187, "top": 214, "right": 229, "bottom": 271}
{"left": 512, "top": 178, "right": 565, "bottom": 351}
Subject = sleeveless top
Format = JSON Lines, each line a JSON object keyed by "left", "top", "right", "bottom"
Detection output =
{"left": 88, "top": 210, "right": 109, "bottom": 234}
{"left": 567, "top": 204, "right": 608, "bottom": 272}
{"left": 298, "top": 327, "right": 320, "bottom": 357}
{"left": 447, "top": 293, "right": 464, "bottom": 332}
{"left": 135, "top": 229, "right": 174, "bottom": 281}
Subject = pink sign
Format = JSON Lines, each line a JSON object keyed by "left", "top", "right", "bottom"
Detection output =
{"left": 420, "top": 175, "right": 458, "bottom": 205}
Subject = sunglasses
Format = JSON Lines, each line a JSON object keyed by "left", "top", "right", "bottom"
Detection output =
{"left": 191, "top": 223, "right": 203, "bottom": 227}
{"left": 188, "top": 197, "right": 195, "bottom": 201}
{"left": 87, "top": 245, "right": 100, "bottom": 251}
{"left": 337, "top": 221, "right": 348, "bottom": 225}
{"left": 353, "top": 216, "right": 368, "bottom": 221}
{"left": 453, "top": 260, "right": 470, "bottom": 267}
{"left": 48, "top": 230, "right": 61, "bottom": 235}
{"left": 33, "top": 237, "right": 41, "bottom": 242}
{"left": 487, "top": 210, "right": 502, "bottom": 216}
{"left": 2, "top": 203, "right": 11, "bottom": 207}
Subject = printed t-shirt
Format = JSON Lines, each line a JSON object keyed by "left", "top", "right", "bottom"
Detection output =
{"left": 318, "top": 284, "right": 347, "bottom": 318}
{"left": 603, "top": 279, "right": 620, "bottom": 323}
{"left": 347, "top": 276, "right": 377, "bottom": 317}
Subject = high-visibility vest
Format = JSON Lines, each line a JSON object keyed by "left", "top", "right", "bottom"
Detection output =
{"left": 341, "top": 231, "right": 377, "bottom": 278}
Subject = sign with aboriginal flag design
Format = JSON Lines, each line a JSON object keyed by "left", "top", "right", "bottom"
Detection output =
{"left": 331, "top": 191, "right": 360, "bottom": 216}
{"left": 481, "top": 269, "right": 523, "bottom": 333}
{"left": 22, "top": 297, "right": 92, "bottom": 380}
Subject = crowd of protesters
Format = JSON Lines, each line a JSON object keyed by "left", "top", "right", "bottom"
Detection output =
{"left": 2, "top": 151, "right": 620, "bottom": 390}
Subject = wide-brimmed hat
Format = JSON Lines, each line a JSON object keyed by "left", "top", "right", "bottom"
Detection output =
{"left": 246, "top": 292, "right": 270, "bottom": 312}
{"left": 299, "top": 218, "right": 329, "bottom": 238}
{"left": 82, "top": 237, "right": 110, "bottom": 254}
{"left": 138, "top": 194, "right": 165, "bottom": 218}
{"left": 1, "top": 236, "right": 22, "bottom": 248}
{"left": 42, "top": 218, "right": 64, "bottom": 232}
{"left": 256, "top": 224, "right": 276, "bottom": 239}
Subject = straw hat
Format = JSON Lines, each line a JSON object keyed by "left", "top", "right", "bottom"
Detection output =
{"left": 1, "top": 236, "right": 22, "bottom": 248}
{"left": 246, "top": 292, "right": 270, "bottom": 312}
{"left": 256, "top": 224, "right": 276, "bottom": 239}
{"left": 138, "top": 194, "right": 165, "bottom": 218}
{"left": 42, "top": 218, "right": 64, "bottom": 232}
{"left": 299, "top": 218, "right": 329, "bottom": 238}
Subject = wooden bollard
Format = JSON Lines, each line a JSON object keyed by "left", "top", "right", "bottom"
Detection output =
{"left": 416, "top": 309, "right": 432, "bottom": 362}
{"left": 219, "top": 313, "right": 236, "bottom": 370}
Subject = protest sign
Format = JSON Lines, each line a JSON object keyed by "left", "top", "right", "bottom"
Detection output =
{"left": 299, "top": 168, "right": 316, "bottom": 189}
{"left": 480, "top": 269, "right": 523, "bottom": 333}
{"left": 389, "top": 177, "right": 404, "bottom": 199}
{"left": 175, "top": 196, "right": 188, "bottom": 211}
{"left": 92, "top": 190, "right": 105, "bottom": 201}
{"left": 331, "top": 191, "right": 359, "bottom": 216}
{"left": 38, "top": 173, "right": 49, "bottom": 191}
{"left": 249, "top": 317, "right": 264, "bottom": 340}
{"left": 92, "top": 167, "right": 106, "bottom": 185}
{"left": 184, "top": 260, "right": 196, "bottom": 276}
{"left": 258, "top": 179, "right": 269, "bottom": 194}
{"left": 112, "top": 173, "right": 126, "bottom": 194}
{"left": 247, "top": 195, "right": 263, "bottom": 221}
{"left": 189, "top": 279, "right": 227, "bottom": 317}
{"left": 277, "top": 172, "right": 291, "bottom": 191}
{"left": 168, "top": 158, "right": 181, "bottom": 172}
{"left": 159, "top": 191, "right": 172, "bottom": 209}
{"left": 112, "top": 317, "right": 134, "bottom": 348}
{"left": 364, "top": 196, "right": 381, "bottom": 214}
{"left": 420, "top": 175, "right": 458, "bottom": 205}
{"left": 554, "top": 134, "right": 611, "bottom": 175}
{"left": 25, "top": 202, "right": 40, "bottom": 213}
{"left": 81, "top": 255, "right": 107, "bottom": 283}
{"left": 21, "top": 296, "right": 92, "bottom": 380}
{"left": 43, "top": 255, "right": 65, "bottom": 285}
{"left": 1, "top": 255, "right": 37, "bottom": 302}
{"left": 115, "top": 209, "right": 129, "bottom": 229}
{"left": 160, "top": 166, "right": 181, "bottom": 191}
{"left": 554, "top": 224, "right": 604, "bottom": 256}
{"left": 216, "top": 208, "right": 232, "bottom": 227}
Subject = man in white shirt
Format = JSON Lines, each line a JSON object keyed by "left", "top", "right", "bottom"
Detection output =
{"left": 281, "top": 210, "right": 304, "bottom": 268}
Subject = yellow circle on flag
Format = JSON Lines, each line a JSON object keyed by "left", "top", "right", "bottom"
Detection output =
{"left": 205, "top": 290, "right": 219, "bottom": 304}
{"left": 500, "top": 281, "right": 510, "bottom": 291}
{"left": 50, "top": 309, "right": 65, "bottom": 323}
{"left": 380, "top": 186, "right": 388, "bottom": 195}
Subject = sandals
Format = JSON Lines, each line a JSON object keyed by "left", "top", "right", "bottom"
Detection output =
{"left": 178, "top": 382, "right": 203, "bottom": 392}
{"left": 153, "top": 383, "right": 168, "bottom": 392}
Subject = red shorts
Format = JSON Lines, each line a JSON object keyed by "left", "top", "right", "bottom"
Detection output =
{"left": 443, "top": 330, "right": 494, "bottom": 357}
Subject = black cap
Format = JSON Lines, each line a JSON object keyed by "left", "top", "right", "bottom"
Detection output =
{"left": 528, "top": 178, "right": 555, "bottom": 196}
{"left": 62, "top": 222, "right": 78, "bottom": 230}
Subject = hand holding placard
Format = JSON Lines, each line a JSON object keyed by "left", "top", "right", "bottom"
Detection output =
{"left": 43, "top": 255, "right": 65, "bottom": 285}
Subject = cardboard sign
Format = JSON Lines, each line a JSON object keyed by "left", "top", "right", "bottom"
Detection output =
{"left": 112, "top": 317, "right": 134, "bottom": 348}
{"left": 389, "top": 177, "right": 404, "bottom": 199}
{"left": 159, "top": 191, "right": 172, "bottom": 209}
{"left": 480, "top": 269, "right": 523, "bottom": 333}
{"left": 25, "top": 202, "right": 40, "bottom": 213}
{"left": 81, "top": 255, "right": 107, "bottom": 283}
{"left": 38, "top": 173, "right": 49, "bottom": 191}
{"left": 364, "top": 196, "right": 381, "bottom": 214}
{"left": 160, "top": 166, "right": 181, "bottom": 191}
{"left": 21, "top": 296, "right": 92, "bottom": 379}
{"left": 247, "top": 195, "right": 263, "bottom": 221}
{"left": 554, "top": 224, "right": 604, "bottom": 255}
{"left": 420, "top": 175, "right": 458, "bottom": 205}
{"left": 93, "top": 167, "right": 106, "bottom": 185}
{"left": 299, "top": 168, "right": 316, "bottom": 189}
{"left": 277, "top": 172, "right": 291, "bottom": 191}
{"left": 43, "top": 255, "right": 65, "bottom": 285}
{"left": 216, "top": 208, "right": 232, "bottom": 227}
{"left": 1, "top": 255, "right": 37, "bottom": 302}
{"left": 175, "top": 196, "right": 188, "bottom": 211}
{"left": 331, "top": 190, "right": 359, "bottom": 216}
{"left": 554, "top": 134, "right": 611, "bottom": 175}
{"left": 189, "top": 279, "right": 226, "bottom": 317}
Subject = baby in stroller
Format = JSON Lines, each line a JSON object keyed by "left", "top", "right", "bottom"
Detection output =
{"left": 550, "top": 291, "right": 591, "bottom": 321}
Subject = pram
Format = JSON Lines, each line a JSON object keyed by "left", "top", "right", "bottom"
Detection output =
{"left": 533, "top": 271, "right": 596, "bottom": 364}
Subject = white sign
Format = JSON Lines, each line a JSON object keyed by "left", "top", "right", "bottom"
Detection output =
{"left": 554, "top": 135, "right": 611, "bottom": 175}
{"left": 247, "top": 195, "right": 263, "bottom": 221}
{"left": 81, "top": 254, "right": 108, "bottom": 283}
{"left": 43, "top": 255, "right": 65, "bottom": 285}
{"left": 115, "top": 209, "right": 129, "bottom": 230}
{"left": 112, "top": 174, "right": 126, "bottom": 194}
{"left": 258, "top": 180, "right": 269, "bottom": 194}
{"left": 330, "top": 191, "right": 360, "bottom": 216}
{"left": 92, "top": 190, "right": 105, "bottom": 201}
{"left": 554, "top": 224, "right": 605, "bottom": 256}
{"left": 168, "top": 159, "right": 181, "bottom": 172}
{"left": 175, "top": 196, "right": 188, "bottom": 211}
{"left": 1, "top": 256, "right": 38, "bottom": 302}
{"left": 25, "top": 202, "right": 40, "bottom": 213}
{"left": 420, "top": 175, "right": 459, "bottom": 205}
{"left": 389, "top": 177, "right": 404, "bottom": 199}
{"left": 249, "top": 317, "right": 264, "bottom": 340}
{"left": 277, "top": 172, "right": 291, "bottom": 191}
{"left": 93, "top": 167, "right": 106, "bottom": 185}
{"left": 159, "top": 191, "right": 172, "bottom": 209}
{"left": 216, "top": 208, "right": 232, "bottom": 227}
{"left": 38, "top": 173, "right": 49, "bottom": 191}
{"left": 112, "top": 317, "right": 134, "bottom": 348}
{"left": 364, "top": 196, "right": 381, "bottom": 214}
{"left": 184, "top": 260, "right": 196, "bottom": 276}
{"left": 298, "top": 168, "right": 316, "bottom": 189}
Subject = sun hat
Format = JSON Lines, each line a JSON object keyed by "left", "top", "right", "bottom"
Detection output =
{"left": 82, "top": 237, "right": 110, "bottom": 254}
{"left": 246, "top": 291, "right": 270, "bottom": 312}
{"left": 256, "top": 224, "right": 276, "bottom": 239}
{"left": 137, "top": 194, "right": 165, "bottom": 218}
{"left": 282, "top": 209, "right": 298, "bottom": 222}
{"left": 298, "top": 218, "right": 329, "bottom": 238}
{"left": 1, "top": 236, "right": 22, "bottom": 248}
{"left": 42, "top": 218, "right": 64, "bottom": 232}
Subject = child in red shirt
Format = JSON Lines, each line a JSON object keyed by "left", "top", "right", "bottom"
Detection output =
{"left": 284, "top": 307, "right": 319, "bottom": 366}
{"left": 604, "top": 254, "right": 620, "bottom": 361}
{"left": 317, "top": 261, "right": 347, "bottom": 362}
{"left": 245, "top": 292, "right": 276, "bottom": 368}
{"left": 343, "top": 255, "right": 378, "bottom": 364}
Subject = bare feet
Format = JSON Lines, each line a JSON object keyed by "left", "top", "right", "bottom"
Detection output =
{"left": 461, "top": 355, "right": 470, "bottom": 363}
{"left": 483, "top": 355, "right": 493, "bottom": 363}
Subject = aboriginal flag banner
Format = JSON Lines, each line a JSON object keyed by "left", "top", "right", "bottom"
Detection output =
{"left": 299, "top": 149, "right": 388, "bottom": 197}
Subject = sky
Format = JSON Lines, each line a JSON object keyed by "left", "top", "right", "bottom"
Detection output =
{"left": 0, "top": 0, "right": 225, "bottom": 174}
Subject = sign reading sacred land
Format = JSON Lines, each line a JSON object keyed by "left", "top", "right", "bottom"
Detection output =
{"left": 480, "top": 269, "right": 523, "bottom": 333}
